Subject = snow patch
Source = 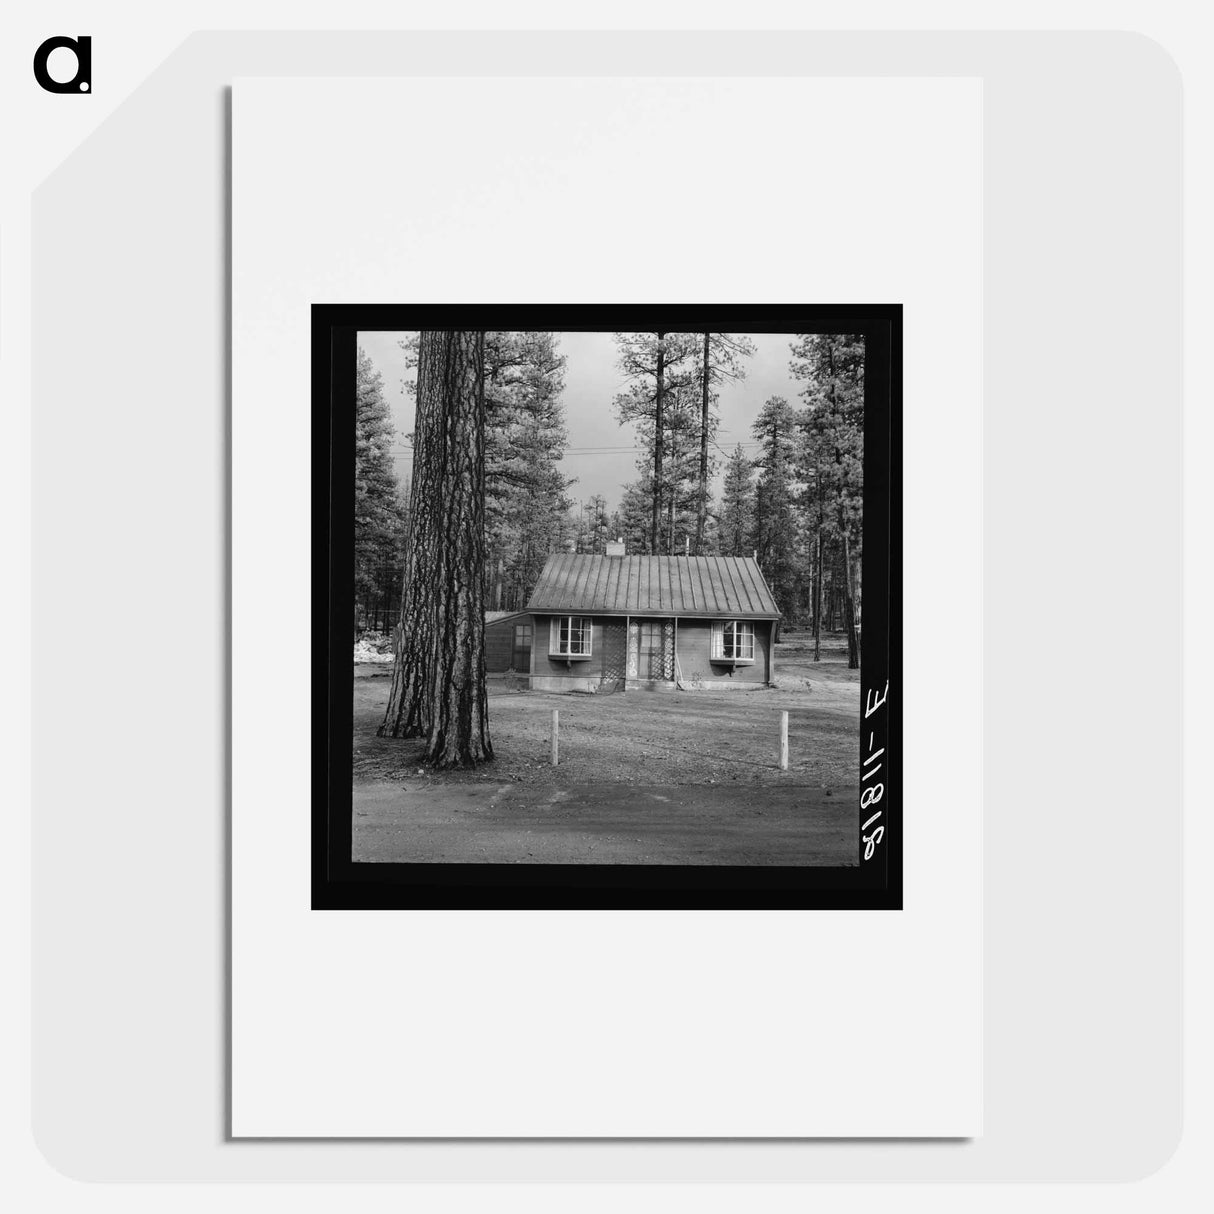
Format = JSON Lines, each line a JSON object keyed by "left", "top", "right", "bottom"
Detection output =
{"left": 354, "top": 632, "right": 395, "bottom": 664}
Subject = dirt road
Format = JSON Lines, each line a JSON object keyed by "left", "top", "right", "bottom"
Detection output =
{"left": 353, "top": 778, "right": 856, "bottom": 865}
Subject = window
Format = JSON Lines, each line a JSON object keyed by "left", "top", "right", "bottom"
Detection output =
{"left": 549, "top": 615, "right": 592, "bottom": 658}
{"left": 512, "top": 623, "right": 532, "bottom": 669}
{"left": 711, "top": 620, "right": 755, "bottom": 663}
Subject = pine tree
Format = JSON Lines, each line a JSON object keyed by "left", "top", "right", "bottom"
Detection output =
{"left": 354, "top": 348, "right": 405, "bottom": 627}
{"left": 659, "top": 381, "right": 703, "bottom": 554}
{"left": 693, "top": 333, "right": 755, "bottom": 553}
{"left": 481, "top": 331, "right": 573, "bottom": 611}
{"left": 718, "top": 445, "right": 756, "bottom": 557}
{"left": 380, "top": 331, "right": 492, "bottom": 767}
{"left": 612, "top": 479, "right": 656, "bottom": 555}
{"left": 612, "top": 332, "right": 698, "bottom": 553}
{"left": 573, "top": 494, "right": 610, "bottom": 554}
{"left": 751, "top": 395, "right": 801, "bottom": 616}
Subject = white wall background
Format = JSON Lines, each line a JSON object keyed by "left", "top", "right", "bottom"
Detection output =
{"left": 18, "top": 20, "right": 1186, "bottom": 1199}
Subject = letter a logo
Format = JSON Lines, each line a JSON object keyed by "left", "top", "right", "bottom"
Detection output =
{"left": 33, "top": 36, "right": 92, "bottom": 94}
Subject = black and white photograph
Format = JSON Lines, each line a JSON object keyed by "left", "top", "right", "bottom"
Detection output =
{"left": 315, "top": 305, "right": 900, "bottom": 908}
{"left": 23, "top": 12, "right": 1200, "bottom": 1176}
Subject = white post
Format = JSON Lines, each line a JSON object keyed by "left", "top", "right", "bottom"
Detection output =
{"left": 551, "top": 709, "right": 559, "bottom": 766}
{"left": 779, "top": 711, "right": 789, "bottom": 770}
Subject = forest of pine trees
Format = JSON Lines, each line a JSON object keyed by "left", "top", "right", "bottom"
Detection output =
{"left": 354, "top": 330, "right": 866, "bottom": 662}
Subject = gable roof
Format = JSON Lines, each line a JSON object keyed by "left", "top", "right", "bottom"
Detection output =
{"left": 526, "top": 555, "right": 781, "bottom": 620}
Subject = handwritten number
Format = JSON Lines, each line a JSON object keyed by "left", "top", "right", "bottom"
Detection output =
{"left": 863, "top": 825, "right": 885, "bottom": 860}
{"left": 861, "top": 681, "right": 890, "bottom": 862}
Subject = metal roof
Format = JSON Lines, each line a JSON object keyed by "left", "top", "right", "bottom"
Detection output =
{"left": 525, "top": 555, "right": 781, "bottom": 619}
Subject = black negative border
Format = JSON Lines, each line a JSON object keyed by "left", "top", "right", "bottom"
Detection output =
{"left": 312, "top": 305, "right": 902, "bottom": 910}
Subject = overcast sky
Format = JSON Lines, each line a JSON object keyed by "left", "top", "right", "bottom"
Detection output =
{"left": 356, "top": 331, "right": 805, "bottom": 507}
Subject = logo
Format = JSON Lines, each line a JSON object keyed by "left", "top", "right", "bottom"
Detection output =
{"left": 33, "top": 35, "right": 91, "bottom": 93}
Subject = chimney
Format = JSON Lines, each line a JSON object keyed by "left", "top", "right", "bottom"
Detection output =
{"left": 606, "top": 538, "right": 626, "bottom": 557}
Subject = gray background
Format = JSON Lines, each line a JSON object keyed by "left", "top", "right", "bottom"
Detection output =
{"left": 31, "top": 30, "right": 1181, "bottom": 1181}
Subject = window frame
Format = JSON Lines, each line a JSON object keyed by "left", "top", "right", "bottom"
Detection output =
{"left": 549, "top": 614, "right": 593, "bottom": 659}
{"left": 710, "top": 619, "right": 756, "bottom": 664}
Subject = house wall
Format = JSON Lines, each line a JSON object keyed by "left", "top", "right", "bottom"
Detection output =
{"left": 674, "top": 618, "right": 773, "bottom": 688}
{"left": 485, "top": 614, "right": 532, "bottom": 673}
{"left": 529, "top": 614, "right": 775, "bottom": 692}
{"left": 529, "top": 615, "right": 627, "bottom": 693}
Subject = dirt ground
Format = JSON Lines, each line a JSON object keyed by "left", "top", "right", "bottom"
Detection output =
{"left": 352, "top": 634, "right": 861, "bottom": 866}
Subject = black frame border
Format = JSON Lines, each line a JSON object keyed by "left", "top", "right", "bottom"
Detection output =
{"left": 313, "top": 305, "right": 902, "bottom": 910}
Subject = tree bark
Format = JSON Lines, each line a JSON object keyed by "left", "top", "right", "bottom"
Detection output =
{"left": 652, "top": 332, "right": 665, "bottom": 555}
{"left": 379, "top": 331, "right": 493, "bottom": 768}
{"left": 424, "top": 331, "right": 493, "bottom": 767}
{"left": 379, "top": 335, "right": 442, "bottom": 740}
{"left": 695, "top": 331, "right": 710, "bottom": 555}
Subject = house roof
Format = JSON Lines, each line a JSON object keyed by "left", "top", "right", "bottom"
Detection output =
{"left": 525, "top": 555, "right": 781, "bottom": 620}
{"left": 485, "top": 610, "right": 530, "bottom": 625}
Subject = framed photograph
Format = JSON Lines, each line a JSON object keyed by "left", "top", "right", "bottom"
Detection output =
{"left": 314, "top": 304, "right": 901, "bottom": 909}
{"left": 234, "top": 74, "right": 979, "bottom": 1138}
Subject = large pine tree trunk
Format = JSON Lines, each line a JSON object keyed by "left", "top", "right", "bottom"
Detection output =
{"left": 379, "top": 331, "right": 493, "bottom": 768}
{"left": 424, "top": 331, "right": 493, "bottom": 767}
{"left": 651, "top": 332, "right": 666, "bottom": 555}
{"left": 695, "top": 331, "right": 710, "bottom": 555}
{"left": 379, "top": 336, "right": 442, "bottom": 740}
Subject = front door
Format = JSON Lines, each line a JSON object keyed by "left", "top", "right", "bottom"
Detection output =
{"left": 638, "top": 619, "right": 674, "bottom": 682}
{"left": 599, "top": 619, "right": 627, "bottom": 688}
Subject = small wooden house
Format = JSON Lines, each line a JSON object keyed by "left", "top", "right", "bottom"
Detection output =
{"left": 525, "top": 548, "right": 781, "bottom": 692}
{"left": 484, "top": 611, "right": 534, "bottom": 674}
